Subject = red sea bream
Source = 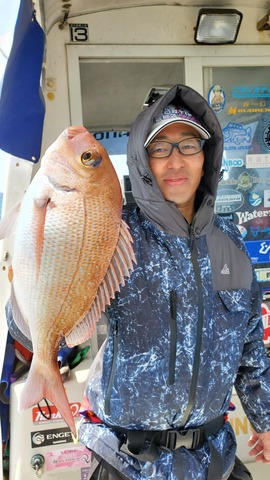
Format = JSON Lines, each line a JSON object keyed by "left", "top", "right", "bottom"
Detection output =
{"left": 0, "top": 126, "right": 135, "bottom": 435}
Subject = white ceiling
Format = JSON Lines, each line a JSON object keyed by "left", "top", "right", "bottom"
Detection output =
{"left": 39, "top": 0, "right": 270, "bottom": 33}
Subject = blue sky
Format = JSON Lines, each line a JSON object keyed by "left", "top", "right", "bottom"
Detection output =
{"left": 0, "top": 0, "right": 20, "bottom": 60}
{"left": 0, "top": 0, "right": 20, "bottom": 193}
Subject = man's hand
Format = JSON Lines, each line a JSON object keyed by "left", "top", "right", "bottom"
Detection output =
{"left": 248, "top": 429, "right": 270, "bottom": 463}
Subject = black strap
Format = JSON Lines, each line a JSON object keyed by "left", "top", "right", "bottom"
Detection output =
{"left": 204, "top": 420, "right": 224, "bottom": 480}
{"left": 207, "top": 441, "right": 224, "bottom": 480}
{"left": 108, "top": 414, "right": 225, "bottom": 465}
{"left": 228, "top": 456, "right": 253, "bottom": 480}
{"left": 126, "top": 430, "right": 147, "bottom": 455}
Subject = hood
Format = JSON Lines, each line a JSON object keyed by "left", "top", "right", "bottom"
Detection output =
{"left": 127, "top": 84, "right": 224, "bottom": 236}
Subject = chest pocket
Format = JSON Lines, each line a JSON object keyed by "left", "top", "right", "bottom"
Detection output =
{"left": 208, "top": 226, "right": 253, "bottom": 291}
{"left": 218, "top": 289, "right": 251, "bottom": 314}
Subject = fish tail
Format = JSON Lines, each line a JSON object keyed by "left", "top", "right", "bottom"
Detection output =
{"left": 19, "top": 360, "right": 76, "bottom": 436}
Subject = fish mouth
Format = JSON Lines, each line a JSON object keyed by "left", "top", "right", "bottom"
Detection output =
{"left": 92, "top": 157, "right": 102, "bottom": 168}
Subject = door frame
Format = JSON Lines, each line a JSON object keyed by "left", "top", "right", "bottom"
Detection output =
{"left": 66, "top": 43, "right": 270, "bottom": 125}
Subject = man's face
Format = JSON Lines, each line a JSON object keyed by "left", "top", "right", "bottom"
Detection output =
{"left": 148, "top": 123, "right": 205, "bottom": 223}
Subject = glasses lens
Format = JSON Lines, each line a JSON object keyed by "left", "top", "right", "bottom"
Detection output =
{"left": 179, "top": 138, "right": 204, "bottom": 155}
{"left": 147, "top": 141, "right": 172, "bottom": 157}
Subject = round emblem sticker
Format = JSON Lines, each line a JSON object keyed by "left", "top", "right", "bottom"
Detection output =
{"left": 249, "top": 192, "right": 263, "bottom": 207}
{"left": 208, "top": 85, "right": 225, "bottom": 114}
{"left": 263, "top": 124, "right": 270, "bottom": 150}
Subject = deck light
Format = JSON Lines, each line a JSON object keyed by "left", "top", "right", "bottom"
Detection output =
{"left": 194, "top": 9, "right": 243, "bottom": 45}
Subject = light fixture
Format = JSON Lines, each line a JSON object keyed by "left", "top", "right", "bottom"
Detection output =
{"left": 257, "top": 10, "right": 270, "bottom": 31}
{"left": 194, "top": 9, "right": 243, "bottom": 45}
{"left": 142, "top": 87, "right": 169, "bottom": 108}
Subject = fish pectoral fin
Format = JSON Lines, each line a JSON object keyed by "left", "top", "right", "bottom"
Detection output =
{"left": 0, "top": 202, "right": 21, "bottom": 239}
{"left": 10, "top": 285, "right": 32, "bottom": 342}
{"left": 33, "top": 195, "right": 51, "bottom": 279}
{"left": 65, "top": 219, "right": 136, "bottom": 347}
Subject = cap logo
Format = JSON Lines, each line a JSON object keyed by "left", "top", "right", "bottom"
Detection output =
{"left": 155, "top": 106, "right": 200, "bottom": 126}
{"left": 144, "top": 103, "right": 211, "bottom": 147}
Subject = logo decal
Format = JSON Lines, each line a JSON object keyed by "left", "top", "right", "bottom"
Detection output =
{"left": 32, "top": 402, "right": 80, "bottom": 423}
{"left": 215, "top": 189, "right": 244, "bottom": 214}
{"left": 262, "top": 302, "right": 270, "bottom": 345}
{"left": 31, "top": 427, "right": 73, "bottom": 448}
{"left": 221, "top": 264, "right": 230, "bottom": 275}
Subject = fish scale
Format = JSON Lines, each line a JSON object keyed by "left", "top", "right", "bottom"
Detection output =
{"left": 0, "top": 126, "right": 136, "bottom": 436}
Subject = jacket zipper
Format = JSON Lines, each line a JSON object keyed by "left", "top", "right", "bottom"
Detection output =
{"left": 179, "top": 224, "right": 204, "bottom": 427}
{"left": 168, "top": 289, "right": 177, "bottom": 385}
{"left": 104, "top": 319, "right": 119, "bottom": 416}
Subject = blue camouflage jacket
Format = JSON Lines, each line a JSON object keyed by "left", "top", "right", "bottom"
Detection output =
{"left": 79, "top": 84, "right": 270, "bottom": 479}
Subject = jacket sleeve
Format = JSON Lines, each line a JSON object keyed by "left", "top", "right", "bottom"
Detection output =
{"left": 5, "top": 298, "right": 33, "bottom": 352}
{"left": 5, "top": 298, "right": 67, "bottom": 353}
{"left": 234, "top": 272, "right": 270, "bottom": 433}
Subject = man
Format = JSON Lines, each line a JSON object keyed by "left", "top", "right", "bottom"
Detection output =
{"left": 79, "top": 84, "right": 270, "bottom": 479}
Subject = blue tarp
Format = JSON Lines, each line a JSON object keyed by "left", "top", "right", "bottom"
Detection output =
{"left": 0, "top": 0, "right": 45, "bottom": 162}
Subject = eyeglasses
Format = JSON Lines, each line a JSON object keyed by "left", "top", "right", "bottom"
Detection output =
{"left": 146, "top": 137, "right": 205, "bottom": 158}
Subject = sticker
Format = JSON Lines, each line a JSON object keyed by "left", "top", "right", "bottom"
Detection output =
{"left": 235, "top": 208, "right": 270, "bottom": 225}
{"left": 253, "top": 176, "right": 270, "bottom": 187}
{"left": 254, "top": 267, "right": 270, "bottom": 282}
{"left": 249, "top": 225, "right": 260, "bottom": 237}
{"left": 246, "top": 153, "right": 270, "bottom": 169}
{"left": 236, "top": 172, "right": 252, "bottom": 191}
{"left": 263, "top": 289, "right": 270, "bottom": 301}
{"left": 228, "top": 104, "right": 270, "bottom": 114}
{"left": 236, "top": 225, "right": 247, "bottom": 238}
{"left": 219, "top": 174, "right": 270, "bottom": 189}
{"left": 223, "top": 122, "right": 252, "bottom": 149}
{"left": 222, "top": 158, "right": 243, "bottom": 172}
{"left": 81, "top": 468, "right": 91, "bottom": 480}
{"left": 208, "top": 85, "right": 225, "bottom": 113}
{"left": 69, "top": 24, "right": 89, "bottom": 42}
{"left": 264, "top": 189, "right": 270, "bottom": 208}
{"left": 245, "top": 240, "right": 270, "bottom": 264}
{"left": 263, "top": 124, "right": 270, "bottom": 149}
{"left": 32, "top": 402, "right": 80, "bottom": 424}
{"left": 219, "top": 178, "right": 239, "bottom": 187}
{"left": 262, "top": 302, "right": 270, "bottom": 345}
{"left": 249, "top": 192, "right": 263, "bottom": 207}
{"left": 45, "top": 447, "right": 91, "bottom": 471}
{"left": 249, "top": 224, "right": 269, "bottom": 238}
{"left": 31, "top": 427, "right": 73, "bottom": 448}
{"left": 215, "top": 190, "right": 244, "bottom": 214}
{"left": 232, "top": 85, "right": 270, "bottom": 98}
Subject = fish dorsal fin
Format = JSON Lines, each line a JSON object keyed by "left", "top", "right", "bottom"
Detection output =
{"left": 65, "top": 219, "right": 136, "bottom": 347}
{"left": 10, "top": 284, "right": 32, "bottom": 342}
{"left": 0, "top": 203, "right": 21, "bottom": 240}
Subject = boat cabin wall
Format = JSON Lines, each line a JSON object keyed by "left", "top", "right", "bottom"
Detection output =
{"left": 41, "top": 4, "right": 270, "bottom": 155}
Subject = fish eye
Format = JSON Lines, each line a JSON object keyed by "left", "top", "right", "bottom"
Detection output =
{"left": 81, "top": 149, "right": 102, "bottom": 168}
{"left": 81, "top": 150, "right": 92, "bottom": 165}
